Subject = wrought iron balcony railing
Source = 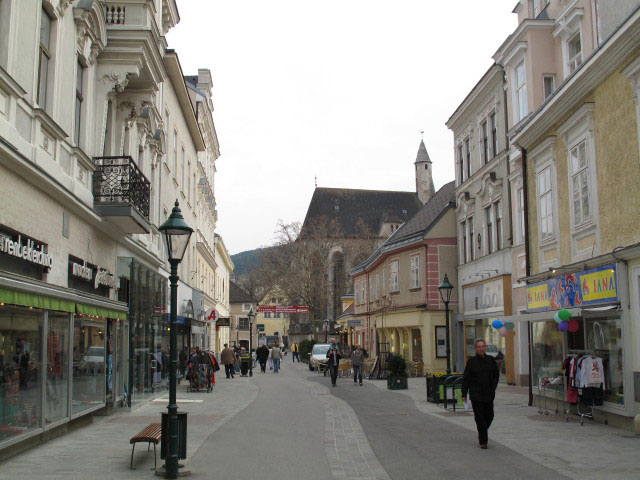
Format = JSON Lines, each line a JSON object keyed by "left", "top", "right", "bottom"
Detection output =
{"left": 93, "top": 156, "right": 150, "bottom": 221}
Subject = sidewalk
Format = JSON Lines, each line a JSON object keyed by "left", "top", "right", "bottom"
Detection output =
{"left": 367, "top": 377, "right": 640, "bottom": 480}
{"left": 0, "top": 376, "right": 259, "bottom": 480}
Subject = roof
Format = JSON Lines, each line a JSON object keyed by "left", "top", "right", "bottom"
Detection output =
{"left": 336, "top": 302, "right": 355, "bottom": 320}
{"left": 229, "top": 281, "right": 254, "bottom": 304}
{"left": 301, "top": 188, "right": 422, "bottom": 238}
{"left": 351, "top": 181, "right": 456, "bottom": 273}
{"left": 415, "top": 139, "right": 432, "bottom": 164}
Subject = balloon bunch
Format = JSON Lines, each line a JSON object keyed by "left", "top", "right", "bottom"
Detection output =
{"left": 554, "top": 309, "right": 579, "bottom": 332}
{"left": 491, "top": 319, "right": 515, "bottom": 337}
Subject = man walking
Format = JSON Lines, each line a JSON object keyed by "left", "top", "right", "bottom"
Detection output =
{"left": 220, "top": 343, "right": 237, "bottom": 379}
{"left": 461, "top": 339, "right": 500, "bottom": 449}
{"left": 351, "top": 344, "right": 364, "bottom": 386}
{"left": 271, "top": 342, "right": 282, "bottom": 373}
{"left": 256, "top": 343, "right": 269, "bottom": 373}
{"left": 326, "top": 342, "right": 341, "bottom": 387}
{"left": 291, "top": 342, "right": 300, "bottom": 362}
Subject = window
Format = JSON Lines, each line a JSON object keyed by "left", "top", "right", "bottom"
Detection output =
{"left": 375, "top": 273, "right": 380, "bottom": 299}
{"left": 469, "top": 216, "right": 475, "bottom": 260}
{"left": 181, "top": 148, "right": 185, "bottom": 186}
{"left": 390, "top": 261, "right": 399, "bottom": 292}
{"left": 238, "top": 317, "right": 249, "bottom": 330}
{"left": 514, "top": 61, "right": 528, "bottom": 122}
{"left": 74, "top": 62, "right": 84, "bottom": 145}
{"left": 410, "top": 255, "right": 420, "bottom": 289}
{"left": 485, "top": 206, "right": 493, "bottom": 254}
{"left": 570, "top": 140, "right": 591, "bottom": 226}
{"left": 538, "top": 167, "right": 554, "bottom": 240}
{"left": 242, "top": 303, "right": 251, "bottom": 312}
{"left": 274, "top": 313, "right": 281, "bottom": 318}
{"left": 360, "top": 280, "right": 366, "bottom": 303}
{"left": 489, "top": 112, "right": 497, "bottom": 158}
{"left": 172, "top": 131, "right": 177, "bottom": 177}
{"left": 37, "top": 8, "right": 53, "bottom": 109}
{"left": 481, "top": 121, "right": 488, "bottom": 165}
{"left": 264, "top": 312, "right": 271, "bottom": 318}
{"left": 461, "top": 220, "right": 467, "bottom": 264}
{"left": 458, "top": 144, "right": 464, "bottom": 183}
{"left": 543, "top": 75, "right": 555, "bottom": 100}
{"left": 568, "top": 32, "right": 582, "bottom": 73}
{"left": 271, "top": 297, "right": 276, "bottom": 303}
{"left": 187, "top": 161, "right": 191, "bottom": 201}
{"left": 465, "top": 138, "right": 471, "bottom": 179}
{"left": 516, "top": 187, "right": 525, "bottom": 245}
{"left": 382, "top": 267, "right": 386, "bottom": 296}
{"left": 494, "top": 200, "right": 502, "bottom": 250}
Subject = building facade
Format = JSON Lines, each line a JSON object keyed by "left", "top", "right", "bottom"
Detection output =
{"left": 351, "top": 181, "right": 457, "bottom": 375}
{"left": 0, "top": 0, "right": 225, "bottom": 456}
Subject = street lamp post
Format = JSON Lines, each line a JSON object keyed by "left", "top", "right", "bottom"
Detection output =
{"left": 438, "top": 273, "right": 455, "bottom": 375}
{"left": 324, "top": 318, "right": 329, "bottom": 343}
{"left": 159, "top": 201, "right": 193, "bottom": 479}
{"left": 248, "top": 307, "right": 255, "bottom": 377}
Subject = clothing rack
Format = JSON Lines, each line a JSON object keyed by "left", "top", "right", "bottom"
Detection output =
{"left": 565, "top": 351, "right": 607, "bottom": 426}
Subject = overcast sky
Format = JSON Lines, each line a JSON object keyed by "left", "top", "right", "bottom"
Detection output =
{"left": 167, "top": 1, "right": 517, "bottom": 255}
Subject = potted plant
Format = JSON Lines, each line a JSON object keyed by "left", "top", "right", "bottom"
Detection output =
{"left": 387, "top": 354, "right": 408, "bottom": 390}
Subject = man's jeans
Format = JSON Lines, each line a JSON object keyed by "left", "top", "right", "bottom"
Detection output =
{"left": 292, "top": 352, "right": 299, "bottom": 362}
{"left": 273, "top": 359, "right": 281, "bottom": 372}
{"left": 224, "top": 364, "right": 234, "bottom": 378}
{"left": 259, "top": 360, "right": 267, "bottom": 372}
{"left": 329, "top": 364, "right": 338, "bottom": 385}
{"left": 471, "top": 400, "right": 494, "bottom": 445}
{"left": 353, "top": 365, "right": 363, "bottom": 384}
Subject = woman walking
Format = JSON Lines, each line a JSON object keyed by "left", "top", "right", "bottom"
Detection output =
{"left": 271, "top": 343, "right": 283, "bottom": 373}
{"left": 351, "top": 345, "right": 364, "bottom": 386}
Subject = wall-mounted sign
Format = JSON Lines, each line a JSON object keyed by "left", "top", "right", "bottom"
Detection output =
{"left": 258, "top": 305, "right": 309, "bottom": 313}
{"left": 463, "top": 278, "right": 504, "bottom": 316}
{"left": 435, "top": 326, "right": 447, "bottom": 358}
{"left": 206, "top": 309, "right": 217, "bottom": 322}
{"left": 257, "top": 324, "right": 265, "bottom": 332}
{"left": 526, "top": 263, "right": 618, "bottom": 312}
{"left": 70, "top": 260, "right": 116, "bottom": 289}
{"left": 216, "top": 317, "right": 231, "bottom": 327}
{"left": 0, "top": 232, "right": 53, "bottom": 268}
{"left": 347, "top": 319, "right": 363, "bottom": 327}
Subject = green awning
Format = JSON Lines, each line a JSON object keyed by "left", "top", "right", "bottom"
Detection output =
{"left": 0, "top": 287, "right": 75, "bottom": 313}
{"left": 0, "top": 287, "right": 126, "bottom": 319}
{"left": 76, "top": 303, "right": 126, "bottom": 320}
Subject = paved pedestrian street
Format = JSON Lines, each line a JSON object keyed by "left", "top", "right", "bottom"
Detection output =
{"left": 2, "top": 363, "right": 640, "bottom": 480}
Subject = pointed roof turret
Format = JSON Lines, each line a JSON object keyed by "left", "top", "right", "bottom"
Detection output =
{"left": 415, "top": 139, "right": 432, "bottom": 164}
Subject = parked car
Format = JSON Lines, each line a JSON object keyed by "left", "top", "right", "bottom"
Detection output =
{"left": 308, "top": 343, "right": 331, "bottom": 371}
{"left": 485, "top": 344, "right": 501, "bottom": 358}
{"left": 77, "top": 346, "right": 105, "bottom": 373}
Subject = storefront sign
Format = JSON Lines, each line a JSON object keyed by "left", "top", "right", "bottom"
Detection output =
{"left": 206, "top": 309, "right": 217, "bottom": 321}
{"left": 0, "top": 232, "right": 53, "bottom": 268}
{"left": 258, "top": 305, "right": 309, "bottom": 313}
{"left": 70, "top": 260, "right": 116, "bottom": 289}
{"left": 463, "top": 278, "right": 504, "bottom": 316}
{"left": 526, "top": 263, "right": 618, "bottom": 312}
{"left": 216, "top": 317, "right": 231, "bottom": 327}
{"left": 347, "top": 319, "right": 363, "bottom": 327}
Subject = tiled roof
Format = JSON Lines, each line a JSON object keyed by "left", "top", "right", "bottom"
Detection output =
{"left": 229, "top": 281, "right": 254, "bottom": 304}
{"left": 415, "top": 139, "right": 432, "bottom": 164}
{"left": 351, "top": 181, "right": 456, "bottom": 273}
{"left": 301, "top": 188, "right": 422, "bottom": 238}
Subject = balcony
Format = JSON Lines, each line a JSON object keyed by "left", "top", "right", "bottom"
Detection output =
{"left": 93, "top": 156, "right": 151, "bottom": 234}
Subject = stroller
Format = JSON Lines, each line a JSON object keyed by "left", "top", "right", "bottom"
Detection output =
{"left": 187, "top": 350, "right": 218, "bottom": 393}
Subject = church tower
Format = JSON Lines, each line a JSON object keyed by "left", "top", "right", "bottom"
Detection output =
{"left": 415, "top": 137, "right": 435, "bottom": 204}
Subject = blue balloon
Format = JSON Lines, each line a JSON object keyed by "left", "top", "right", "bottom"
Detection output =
{"left": 491, "top": 320, "right": 503, "bottom": 329}
{"left": 553, "top": 312, "right": 562, "bottom": 323}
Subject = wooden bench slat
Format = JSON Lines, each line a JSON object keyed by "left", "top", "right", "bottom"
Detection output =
{"left": 130, "top": 423, "right": 162, "bottom": 444}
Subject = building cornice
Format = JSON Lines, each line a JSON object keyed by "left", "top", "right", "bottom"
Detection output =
{"left": 511, "top": 9, "right": 640, "bottom": 149}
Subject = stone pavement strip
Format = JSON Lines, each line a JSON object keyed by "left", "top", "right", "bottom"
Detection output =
{"left": 306, "top": 377, "right": 390, "bottom": 480}
{"left": 367, "top": 377, "right": 640, "bottom": 480}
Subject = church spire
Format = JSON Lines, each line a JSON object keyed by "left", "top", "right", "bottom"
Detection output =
{"left": 415, "top": 136, "right": 435, "bottom": 204}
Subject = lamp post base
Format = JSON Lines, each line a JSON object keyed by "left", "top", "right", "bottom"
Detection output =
{"left": 155, "top": 465, "right": 191, "bottom": 478}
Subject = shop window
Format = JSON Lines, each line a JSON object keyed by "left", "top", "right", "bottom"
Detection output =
{"left": 0, "top": 306, "right": 43, "bottom": 443}
{"left": 46, "top": 312, "right": 69, "bottom": 424}
{"left": 531, "top": 321, "right": 564, "bottom": 387}
{"left": 585, "top": 317, "right": 624, "bottom": 405}
{"left": 411, "top": 329, "right": 422, "bottom": 363}
{"left": 72, "top": 316, "right": 105, "bottom": 413}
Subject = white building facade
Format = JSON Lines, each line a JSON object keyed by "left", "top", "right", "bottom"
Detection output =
{"left": 0, "top": 0, "right": 225, "bottom": 456}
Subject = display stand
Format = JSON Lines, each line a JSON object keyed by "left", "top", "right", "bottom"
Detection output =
{"left": 537, "top": 377, "right": 563, "bottom": 415}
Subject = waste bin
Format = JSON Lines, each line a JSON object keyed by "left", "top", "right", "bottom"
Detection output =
{"left": 161, "top": 412, "right": 188, "bottom": 461}
{"left": 240, "top": 355, "right": 251, "bottom": 376}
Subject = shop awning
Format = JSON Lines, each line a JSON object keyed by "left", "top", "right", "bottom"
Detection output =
{"left": 76, "top": 303, "right": 126, "bottom": 320}
{"left": 0, "top": 287, "right": 74, "bottom": 312}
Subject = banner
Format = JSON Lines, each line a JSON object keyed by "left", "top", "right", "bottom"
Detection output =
{"left": 526, "top": 263, "right": 617, "bottom": 312}
{"left": 258, "top": 305, "right": 309, "bottom": 313}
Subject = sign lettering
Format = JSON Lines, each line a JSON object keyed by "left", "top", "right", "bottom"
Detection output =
{"left": 0, "top": 234, "right": 53, "bottom": 268}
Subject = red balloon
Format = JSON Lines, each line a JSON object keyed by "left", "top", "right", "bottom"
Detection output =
{"left": 567, "top": 319, "right": 580, "bottom": 333}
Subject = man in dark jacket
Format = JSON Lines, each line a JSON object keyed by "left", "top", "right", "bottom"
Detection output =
{"left": 461, "top": 338, "right": 500, "bottom": 449}
{"left": 256, "top": 344, "right": 269, "bottom": 373}
{"left": 326, "top": 343, "right": 341, "bottom": 387}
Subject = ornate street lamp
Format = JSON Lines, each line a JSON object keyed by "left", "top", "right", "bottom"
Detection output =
{"left": 438, "top": 273, "right": 454, "bottom": 375}
{"left": 248, "top": 307, "right": 255, "bottom": 377}
{"left": 324, "top": 318, "right": 329, "bottom": 343}
{"left": 159, "top": 200, "right": 193, "bottom": 479}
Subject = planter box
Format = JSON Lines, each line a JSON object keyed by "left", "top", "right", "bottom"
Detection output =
{"left": 387, "top": 375, "right": 408, "bottom": 390}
